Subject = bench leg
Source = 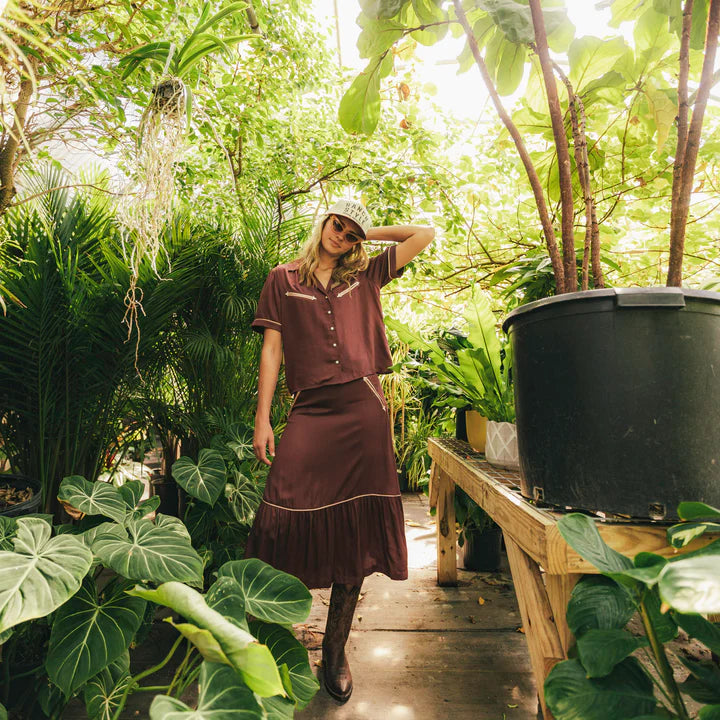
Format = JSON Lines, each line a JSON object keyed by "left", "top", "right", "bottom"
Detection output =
{"left": 505, "top": 536, "right": 566, "bottom": 720}
{"left": 545, "top": 573, "right": 581, "bottom": 656}
{"left": 432, "top": 465, "right": 457, "bottom": 587}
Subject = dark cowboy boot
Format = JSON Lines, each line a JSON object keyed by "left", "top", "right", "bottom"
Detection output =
{"left": 321, "top": 582, "right": 362, "bottom": 703}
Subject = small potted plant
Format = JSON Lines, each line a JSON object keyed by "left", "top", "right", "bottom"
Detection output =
{"left": 455, "top": 486, "right": 503, "bottom": 571}
{"left": 389, "top": 289, "right": 517, "bottom": 466}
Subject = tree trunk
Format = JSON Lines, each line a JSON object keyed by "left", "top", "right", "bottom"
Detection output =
{"left": 452, "top": 0, "right": 565, "bottom": 294}
{"left": 554, "top": 63, "right": 604, "bottom": 290}
{"left": 529, "top": 0, "right": 577, "bottom": 293}
{"left": 667, "top": 0, "right": 720, "bottom": 286}
{"left": 0, "top": 60, "right": 36, "bottom": 215}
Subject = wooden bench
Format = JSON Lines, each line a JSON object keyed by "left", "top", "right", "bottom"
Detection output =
{"left": 427, "top": 436, "right": 707, "bottom": 720}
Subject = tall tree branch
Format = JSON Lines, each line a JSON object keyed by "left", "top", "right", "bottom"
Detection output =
{"left": 552, "top": 61, "right": 604, "bottom": 290}
{"left": 529, "top": 0, "right": 576, "bottom": 293}
{"left": 452, "top": 0, "right": 565, "bottom": 293}
{"left": 668, "top": 0, "right": 720, "bottom": 286}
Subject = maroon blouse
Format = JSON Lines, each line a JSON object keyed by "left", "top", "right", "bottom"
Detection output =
{"left": 251, "top": 244, "right": 405, "bottom": 393}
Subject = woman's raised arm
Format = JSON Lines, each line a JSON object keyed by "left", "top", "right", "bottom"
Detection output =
{"left": 364, "top": 224, "right": 435, "bottom": 271}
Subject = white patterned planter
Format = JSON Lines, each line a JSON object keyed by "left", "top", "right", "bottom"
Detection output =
{"left": 485, "top": 421, "right": 519, "bottom": 470}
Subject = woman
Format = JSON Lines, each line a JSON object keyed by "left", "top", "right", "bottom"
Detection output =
{"left": 246, "top": 199, "right": 434, "bottom": 703}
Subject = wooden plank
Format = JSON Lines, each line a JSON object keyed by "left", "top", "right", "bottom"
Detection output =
{"left": 545, "top": 573, "right": 581, "bottom": 656}
{"left": 435, "top": 466, "right": 457, "bottom": 587}
{"left": 428, "top": 460, "right": 440, "bottom": 508}
{"left": 545, "top": 521, "right": 715, "bottom": 574}
{"left": 505, "top": 536, "right": 565, "bottom": 720}
{"left": 428, "top": 437, "right": 552, "bottom": 567}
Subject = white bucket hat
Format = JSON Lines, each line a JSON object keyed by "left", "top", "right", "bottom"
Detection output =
{"left": 324, "top": 199, "right": 372, "bottom": 238}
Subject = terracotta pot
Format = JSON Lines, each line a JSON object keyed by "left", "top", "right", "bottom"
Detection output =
{"left": 465, "top": 411, "right": 488, "bottom": 453}
{"left": 486, "top": 421, "right": 519, "bottom": 470}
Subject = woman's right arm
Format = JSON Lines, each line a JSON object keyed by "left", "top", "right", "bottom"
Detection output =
{"left": 253, "top": 328, "right": 283, "bottom": 466}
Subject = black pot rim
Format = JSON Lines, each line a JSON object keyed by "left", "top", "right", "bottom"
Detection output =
{"left": 502, "top": 286, "right": 720, "bottom": 333}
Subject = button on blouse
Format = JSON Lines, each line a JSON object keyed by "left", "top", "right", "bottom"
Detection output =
{"left": 251, "top": 244, "right": 405, "bottom": 394}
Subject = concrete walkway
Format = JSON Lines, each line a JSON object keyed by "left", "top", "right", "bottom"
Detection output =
{"left": 296, "top": 492, "right": 537, "bottom": 720}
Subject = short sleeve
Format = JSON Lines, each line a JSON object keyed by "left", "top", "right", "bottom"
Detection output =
{"left": 251, "top": 269, "right": 283, "bottom": 334}
{"left": 365, "top": 244, "right": 405, "bottom": 288}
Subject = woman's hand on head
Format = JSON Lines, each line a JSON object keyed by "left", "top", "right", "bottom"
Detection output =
{"left": 253, "top": 418, "right": 275, "bottom": 466}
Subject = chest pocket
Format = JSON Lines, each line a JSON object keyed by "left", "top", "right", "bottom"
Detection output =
{"left": 336, "top": 281, "right": 360, "bottom": 298}
{"left": 286, "top": 291, "right": 316, "bottom": 301}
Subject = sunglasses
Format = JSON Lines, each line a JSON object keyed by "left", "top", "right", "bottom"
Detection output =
{"left": 329, "top": 215, "right": 363, "bottom": 245}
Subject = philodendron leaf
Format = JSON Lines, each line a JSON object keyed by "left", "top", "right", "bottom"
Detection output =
{"left": 92, "top": 516, "right": 203, "bottom": 586}
{"left": 126, "top": 496, "right": 161, "bottom": 521}
{"left": 172, "top": 449, "right": 227, "bottom": 506}
{"left": 544, "top": 657, "right": 656, "bottom": 720}
{"left": 149, "top": 662, "right": 264, "bottom": 719}
{"left": 659, "top": 555, "right": 720, "bottom": 613}
{"left": 206, "top": 576, "right": 250, "bottom": 631}
{"left": 57, "top": 476, "right": 127, "bottom": 523}
{"left": 83, "top": 652, "right": 131, "bottom": 720}
{"left": 699, "top": 706, "right": 720, "bottom": 719}
{"left": 0, "top": 518, "right": 93, "bottom": 632}
{"left": 46, "top": 578, "right": 146, "bottom": 697}
{"left": 0, "top": 517, "right": 17, "bottom": 550}
{"left": 250, "top": 621, "right": 320, "bottom": 709}
{"left": 260, "top": 695, "right": 295, "bottom": 719}
{"left": 577, "top": 628, "right": 648, "bottom": 678}
{"left": 117, "top": 480, "right": 144, "bottom": 509}
{"left": 218, "top": 559, "right": 312, "bottom": 624}
{"left": 128, "top": 582, "right": 284, "bottom": 698}
{"left": 557, "top": 513, "right": 633, "bottom": 573}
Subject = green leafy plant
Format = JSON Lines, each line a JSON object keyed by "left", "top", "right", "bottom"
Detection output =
{"left": 388, "top": 288, "right": 514, "bottom": 422}
{"left": 545, "top": 503, "right": 720, "bottom": 719}
{"left": 0, "top": 471, "right": 317, "bottom": 718}
{"left": 455, "top": 485, "right": 496, "bottom": 548}
{"left": 343, "top": 0, "right": 720, "bottom": 290}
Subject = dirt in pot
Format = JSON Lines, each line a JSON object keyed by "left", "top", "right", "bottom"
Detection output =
{"left": 0, "top": 484, "right": 33, "bottom": 509}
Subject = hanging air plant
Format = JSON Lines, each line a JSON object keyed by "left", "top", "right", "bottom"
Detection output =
{"left": 115, "top": 2, "right": 259, "bottom": 347}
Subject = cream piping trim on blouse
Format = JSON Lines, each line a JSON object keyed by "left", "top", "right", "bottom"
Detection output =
{"left": 257, "top": 318, "right": 281, "bottom": 326}
{"left": 337, "top": 281, "right": 360, "bottom": 297}
{"left": 261, "top": 492, "right": 401, "bottom": 512}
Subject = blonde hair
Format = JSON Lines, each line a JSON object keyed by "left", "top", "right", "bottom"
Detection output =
{"left": 296, "top": 215, "right": 369, "bottom": 290}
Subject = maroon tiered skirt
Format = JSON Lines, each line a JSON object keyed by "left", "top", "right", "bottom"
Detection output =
{"left": 244, "top": 373, "right": 408, "bottom": 589}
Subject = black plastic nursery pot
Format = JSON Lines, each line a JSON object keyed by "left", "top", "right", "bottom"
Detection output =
{"left": 502, "top": 287, "right": 720, "bottom": 520}
{"left": 0, "top": 475, "right": 42, "bottom": 517}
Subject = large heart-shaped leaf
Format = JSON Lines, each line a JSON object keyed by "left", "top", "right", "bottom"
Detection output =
{"left": 149, "top": 662, "right": 264, "bottom": 719}
{"left": 83, "top": 652, "right": 131, "bottom": 720}
{"left": 659, "top": 555, "right": 720, "bottom": 614}
{"left": 46, "top": 578, "right": 146, "bottom": 696}
{"left": 544, "top": 657, "right": 655, "bottom": 720}
{"left": 0, "top": 519, "right": 93, "bottom": 632}
{"left": 128, "top": 582, "right": 284, "bottom": 698}
{"left": 92, "top": 517, "right": 203, "bottom": 586}
{"left": 172, "top": 450, "right": 227, "bottom": 506}
{"left": 206, "top": 576, "right": 249, "bottom": 631}
{"left": 249, "top": 621, "right": 319, "bottom": 708}
{"left": 117, "top": 480, "right": 144, "bottom": 509}
{"left": 57, "top": 476, "right": 127, "bottom": 523}
{"left": 125, "top": 496, "right": 161, "bottom": 522}
{"left": 217, "top": 560, "right": 312, "bottom": 624}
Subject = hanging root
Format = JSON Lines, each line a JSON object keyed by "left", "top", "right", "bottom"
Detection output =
{"left": 122, "top": 275, "right": 146, "bottom": 377}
